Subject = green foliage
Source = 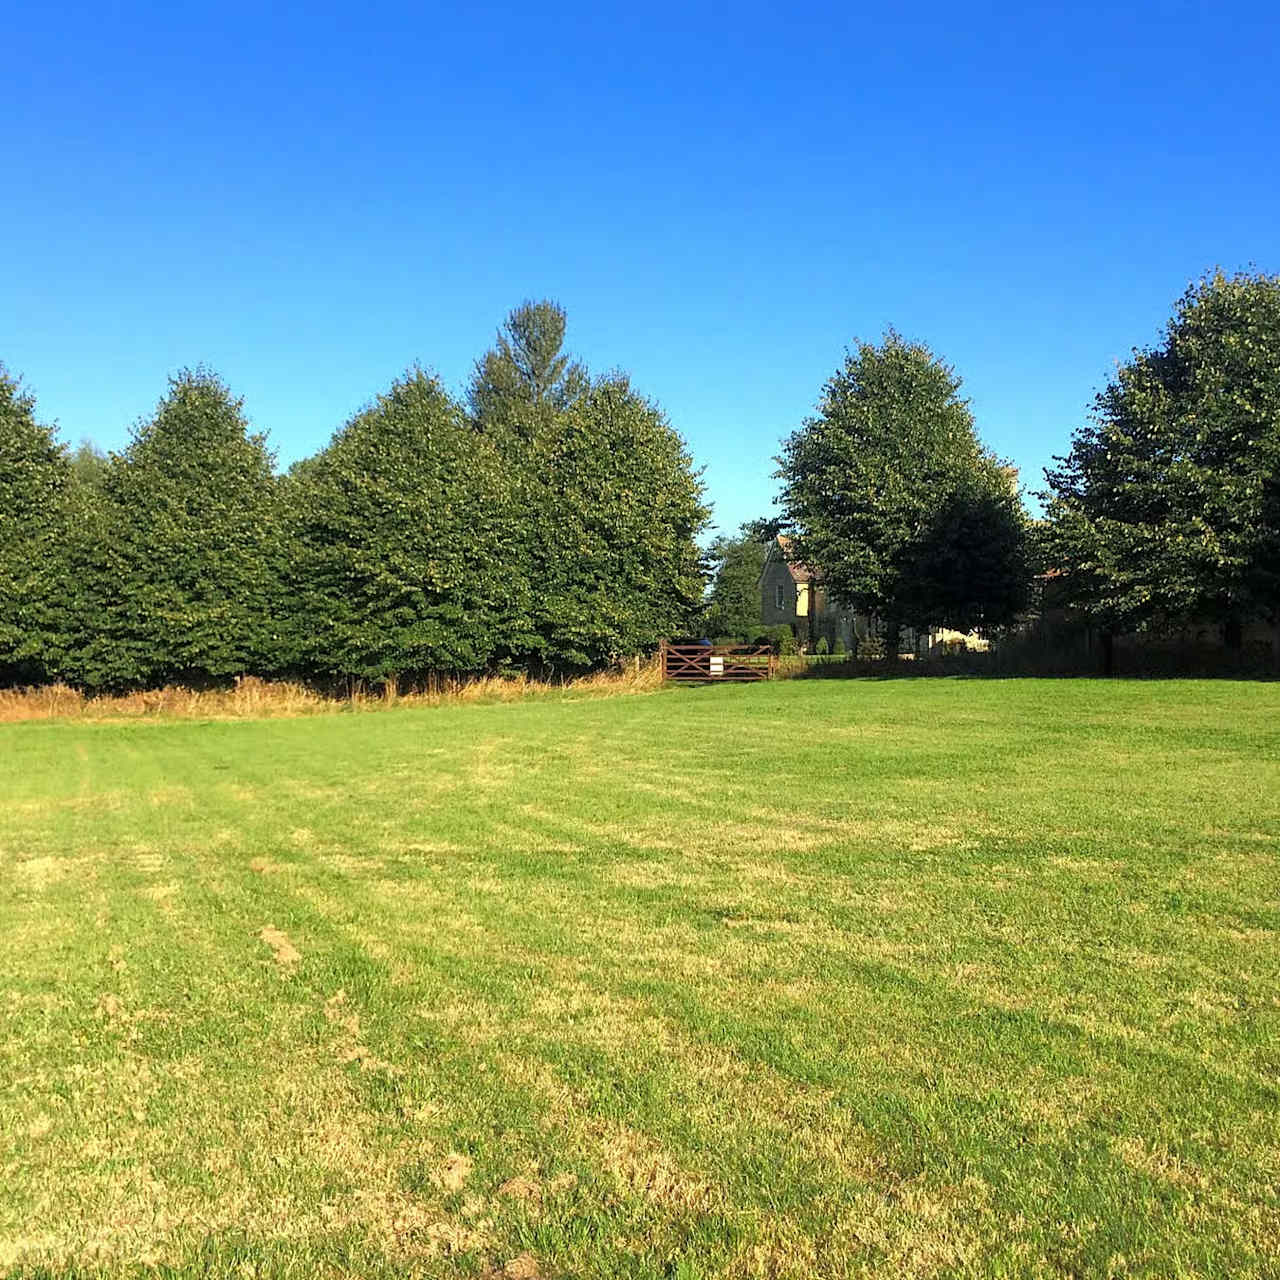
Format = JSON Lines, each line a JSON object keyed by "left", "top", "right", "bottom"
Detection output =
{"left": 896, "top": 462, "right": 1032, "bottom": 632}
{"left": 468, "top": 301, "right": 708, "bottom": 668}
{"left": 60, "top": 370, "right": 282, "bottom": 689}
{"left": 832, "top": 637, "right": 847, "bottom": 656}
{"left": 68, "top": 439, "right": 109, "bottom": 490}
{"left": 285, "top": 368, "right": 517, "bottom": 680}
{"left": 704, "top": 526, "right": 769, "bottom": 640}
{"left": 0, "top": 367, "right": 71, "bottom": 683}
{"left": 510, "top": 374, "right": 710, "bottom": 667}
{"left": 741, "top": 514, "right": 784, "bottom": 542}
{"left": 469, "top": 299, "right": 589, "bottom": 430}
{"left": 778, "top": 331, "right": 1031, "bottom": 635}
{"left": 1044, "top": 269, "right": 1280, "bottom": 639}
{"left": 6, "top": 301, "right": 709, "bottom": 688}
{"left": 746, "top": 622, "right": 797, "bottom": 654}
{"left": 814, "top": 636, "right": 829, "bottom": 655}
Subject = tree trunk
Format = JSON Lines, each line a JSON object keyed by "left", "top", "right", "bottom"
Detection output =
{"left": 883, "top": 618, "right": 901, "bottom": 663}
{"left": 1100, "top": 629, "right": 1115, "bottom": 677}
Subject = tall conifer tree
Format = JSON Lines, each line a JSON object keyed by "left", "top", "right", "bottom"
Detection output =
{"left": 469, "top": 299, "right": 588, "bottom": 431}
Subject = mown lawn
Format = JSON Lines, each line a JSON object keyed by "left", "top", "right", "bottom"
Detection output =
{"left": 2, "top": 679, "right": 1278, "bottom": 1279}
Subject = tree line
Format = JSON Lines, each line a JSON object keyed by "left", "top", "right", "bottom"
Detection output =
{"left": 6, "top": 271, "right": 1278, "bottom": 690}
{"left": 706, "top": 269, "right": 1280, "bottom": 659}
{"left": 1, "top": 302, "right": 708, "bottom": 690}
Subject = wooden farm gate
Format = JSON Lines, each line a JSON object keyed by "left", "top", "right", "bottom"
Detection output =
{"left": 660, "top": 641, "right": 777, "bottom": 684}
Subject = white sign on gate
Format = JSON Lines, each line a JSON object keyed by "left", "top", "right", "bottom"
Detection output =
{"left": 709, "top": 655, "right": 725, "bottom": 677}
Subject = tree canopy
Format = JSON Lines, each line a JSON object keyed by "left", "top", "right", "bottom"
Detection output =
{"left": 1043, "top": 269, "right": 1280, "bottom": 643}
{"left": 467, "top": 302, "right": 708, "bottom": 668}
{"left": 491, "top": 373, "right": 708, "bottom": 667}
{"left": 704, "top": 526, "right": 770, "bottom": 639}
{"left": 895, "top": 464, "right": 1031, "bottom": 633}
{"left": 469, "top": 299, "right": 589, "bottom": 430}
{"left": 60, "top": 370, "right": 282, "bottom": 688}
{"left": 0, "top": 295, "right": 712, "bottom": 691}
{"left": 285, "top": 369, "right": 517, "bottom": 681}
{"left": 283, "top": 339, "right": 708, "bottom": 679}
{"left": 0, "top": 367, "right": 71, "bottom": 683}
{"left": 68, "top": 439, "right": 109, "bottom": 490}
{"left": 777, "top": 331, "right": 1030, "bottom": 639}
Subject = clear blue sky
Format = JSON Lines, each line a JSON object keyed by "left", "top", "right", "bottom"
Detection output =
{"left": 4, "top": 1, "right": 1278, "bottom": 534}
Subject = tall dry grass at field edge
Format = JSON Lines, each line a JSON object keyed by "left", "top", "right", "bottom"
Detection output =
{"left": 0, "top": 661, "right": 664, "bottom": 723}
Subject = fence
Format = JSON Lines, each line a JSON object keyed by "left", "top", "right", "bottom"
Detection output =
{"left": 660, "top": 641, "right": 777, "bottom": 684}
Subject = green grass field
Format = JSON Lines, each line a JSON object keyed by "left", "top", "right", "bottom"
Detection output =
{"left": 3, "top": 679, "right": 1278, "bottom": 1279}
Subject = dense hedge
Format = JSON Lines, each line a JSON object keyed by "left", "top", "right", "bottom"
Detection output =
{"left": 0, "top": 327, "right": 709, "bottom": 690}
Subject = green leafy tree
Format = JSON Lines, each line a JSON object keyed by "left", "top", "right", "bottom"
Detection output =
{"left": 61, "top": 369, "right": 282, "bottom": 689}
{"left": 777, "top": 331, "right": 1029, "bottom": 647}
{"left": 514, "top": 375, "right": 710, "bottom": 666}
{"left": 469, "top": 299, "right": 588, "bottom": 430}
{"left": 68, "top": 439, "right": 109, "bottom": 490}
{"left": 704, "top": 526, "right": 769, "bottom": 639}
{"left": 1044, "top": 269, "right": 1280, "bottom": 647}
{"left": 896, "top": 463, "right": 1032, "bottom": 633}
{"left": 285, "top": 368, "right": 520, "bottom": 680}
{"left": 0, "top": 367, "right": 71, "bottom": 683}
{"left": 741, "top": 514, "right": 784, "bottom": 543}
{"left": 469, "top": 301, "right": 709, "bottom": 667}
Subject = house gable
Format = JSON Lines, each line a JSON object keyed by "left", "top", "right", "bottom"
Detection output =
{"left": 759, "top": 544, "right": 800, "bottom": 624}
{"left": 757, "top": 535, "right": 865, "bottom": 650}
{"left": 757, "top": 536, "right": 817, "bottom": 625}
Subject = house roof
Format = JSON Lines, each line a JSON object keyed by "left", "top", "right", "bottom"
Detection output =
{"left": 774, "top": 535, "right": 816, "bottom": 583}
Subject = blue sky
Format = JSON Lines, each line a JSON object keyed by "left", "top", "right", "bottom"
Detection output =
{"left": 4, "top": 1, "right": 1278, "bottom": 534}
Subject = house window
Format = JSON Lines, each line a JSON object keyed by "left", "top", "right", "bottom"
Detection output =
{"left": 775, "top": 582, "right": 786, "bottom": 610}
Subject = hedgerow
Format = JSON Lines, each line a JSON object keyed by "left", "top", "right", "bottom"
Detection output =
{"left": 0, "top": 308, "right": 709, "bottom": 691}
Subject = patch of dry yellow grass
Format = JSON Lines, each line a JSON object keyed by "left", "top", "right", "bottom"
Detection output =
{"left": 0, "top": 660, "right": 664, "bottom": 723}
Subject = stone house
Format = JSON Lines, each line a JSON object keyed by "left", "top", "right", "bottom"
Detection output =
{"left": 758, "top": 535, "right": 981, "bottom": 655}
{"left": 757, "top": 536, "right": 864, "bottom": 651}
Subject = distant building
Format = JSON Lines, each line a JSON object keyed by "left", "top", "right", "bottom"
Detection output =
{"left": 757, "top": 535, "right": 985, "bottom": 656}
{"left": 757, "top": 536, "right": 862, "bottom": 651}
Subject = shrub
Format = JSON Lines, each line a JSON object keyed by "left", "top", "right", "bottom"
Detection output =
{"left": 814, "top": 636, "right": 829, "bottom": 656}
{"left": 857, "top": 634, "right": 886, "bottom": 661}
{"left": 746, "top": 623, "right": 798, "bottom": 655}
{"left": 833, "top": 637, "right": 847, "bottom": 656}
